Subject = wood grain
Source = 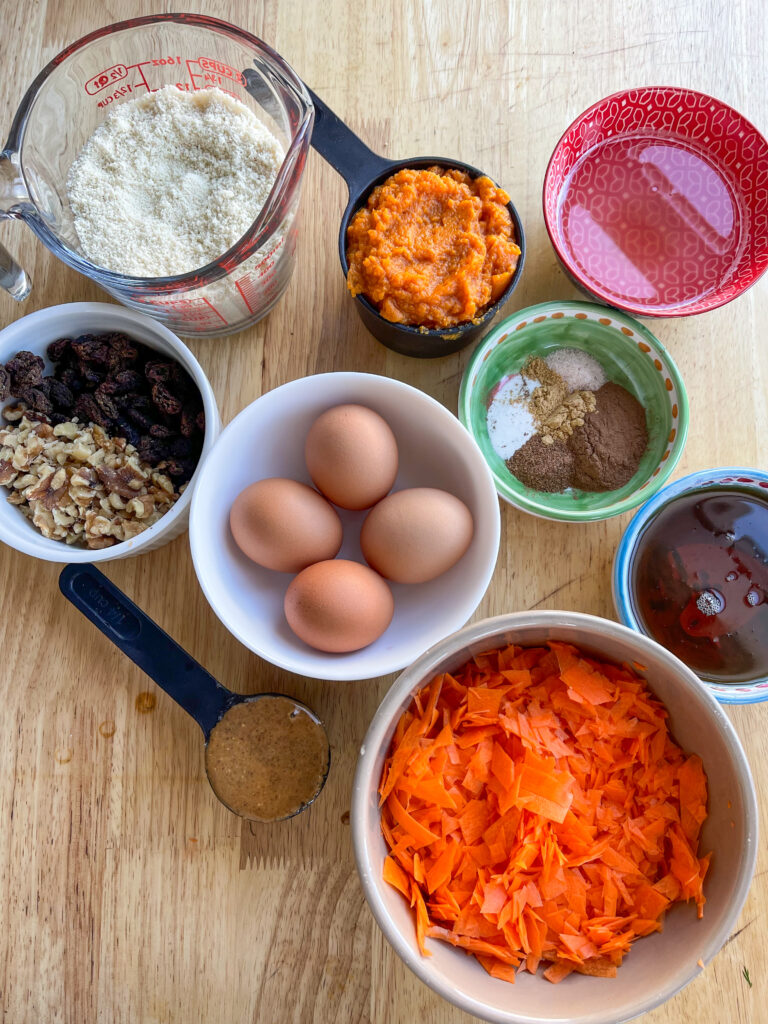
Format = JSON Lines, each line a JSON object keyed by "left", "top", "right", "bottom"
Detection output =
{"left": 0, "top": 1, "right": 766, "bottom": 1021}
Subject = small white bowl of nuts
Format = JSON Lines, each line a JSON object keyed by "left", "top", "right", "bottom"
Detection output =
{"left": 0, "top": 303, "right": 220, "bottom": 562}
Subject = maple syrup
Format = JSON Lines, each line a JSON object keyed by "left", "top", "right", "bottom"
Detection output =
{"left": 629, "top": 487, "right": 768, "bottom": 683}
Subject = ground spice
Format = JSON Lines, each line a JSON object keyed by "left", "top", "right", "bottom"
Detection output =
{"left": 507, "top": 434, "right": 574, "bottom": 492}
{"left": 523, "top": 357, "right": 568, "bottom": 422}
{"left": 569, "top": 381, "right": 648, "bottom": 491}
{"left": 522, "top": 357, "right": 595, "bottom": 444}
{"left": 540, "top": 389, "right": 596, "bottom": 443}
{"left": 545, "top": 347, "right": 606, "bottom": 391}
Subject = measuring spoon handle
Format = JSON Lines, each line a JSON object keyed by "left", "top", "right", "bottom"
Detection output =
{"left": 59, "top": 564, "right": 231, "bottom": 738}
{"left": 305, "top": 86, "right": 392, "bottom": 199}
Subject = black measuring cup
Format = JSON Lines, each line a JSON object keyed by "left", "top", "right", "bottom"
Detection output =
{"left": 306, "top": 88, "right": 526, "bottom": 358}
{"left": 58, "top": 564, "right": 330, "bottom": 822}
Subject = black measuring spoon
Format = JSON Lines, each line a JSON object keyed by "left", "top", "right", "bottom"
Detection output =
{"left": 305, "top": 87, "right": 526, "bottom": 358}
{"left": 59, "top": 564, "right": 330, "bottom": 823}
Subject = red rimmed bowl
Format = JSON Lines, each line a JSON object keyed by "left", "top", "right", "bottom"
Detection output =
{"left": 543, "top": 87, "right": 768, "bottom": 317}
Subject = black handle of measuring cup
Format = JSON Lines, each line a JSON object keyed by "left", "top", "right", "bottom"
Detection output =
{"left": 305, "top": 86, "right": 393, "bottom": 201}
{"left": 58, "top": 564, "right": 232, "bottom": 739}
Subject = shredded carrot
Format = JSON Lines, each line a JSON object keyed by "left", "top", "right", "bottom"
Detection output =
{"left": 379, "top": 642, "right": 710, "bottom": 984}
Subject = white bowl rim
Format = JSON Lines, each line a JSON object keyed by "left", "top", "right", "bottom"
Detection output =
{"left": 0, "top": 302, "right": 219, "bottom": 562}
{"left": 188, "top": 370, "right": 502, "bottom": 681}
{"left": 351, "top": 610, "right": 758, "bottom": 1024}
{"left": 613, "top": 465, "right": 768, "bottom": 704}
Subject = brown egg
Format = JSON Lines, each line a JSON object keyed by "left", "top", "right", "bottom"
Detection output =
{"left": 305, "top": 404, "right": 398, "bottom": 510}
{"left": 361, "top": 487, "right": 474, "bottom": 584}
{"left": 284, "top": 559, "right": 394, "bottom": 652}
{"left": 229, "top": 478, "right": 342, "bottom": 573}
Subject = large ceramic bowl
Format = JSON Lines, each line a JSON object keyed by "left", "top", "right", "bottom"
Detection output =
{"left": 543, "top": 87, "right": 768, "bottom": 317}
{"left": 0, "top": 303, "right": 221, "bottom": 562}
{"left": 459, "top": 301, "right": 688, "bottom": 522}
{"left": 614, "top": 467, "right": 768, "bottom": 705}
{"left": 352, "top": 612, "right": 757, "bottom": 1024}
{"left": 189, "top": 372, "right": 500, "bottom": 681}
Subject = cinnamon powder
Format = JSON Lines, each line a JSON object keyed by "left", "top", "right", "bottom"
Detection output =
{"left": 568, "top": 382, "right": 648, "bottom": 492}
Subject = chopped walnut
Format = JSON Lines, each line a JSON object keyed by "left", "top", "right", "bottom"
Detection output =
{"left": 0, "top": 416, "right": 179, "bottom": 548}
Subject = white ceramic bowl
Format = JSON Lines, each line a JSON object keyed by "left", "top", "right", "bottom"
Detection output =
{"left": 0, "top": 302, "right": 221, "bottom": 562}
{"left": 189, "top": 372, "right": 501, "bottom": 681}
{"left": 352, "top": 612, "right": 757, "bottom": 1024}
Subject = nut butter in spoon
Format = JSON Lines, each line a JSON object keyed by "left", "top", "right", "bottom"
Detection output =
{"left": 206, "top": 696, "right": 329, "bottom": 822}
{"left": 59, "top": 564, "right": 330, "bottom": 823}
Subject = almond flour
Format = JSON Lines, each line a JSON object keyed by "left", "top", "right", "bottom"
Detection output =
{"left": 67, "top": 86, "right": 284, "bottom": 278}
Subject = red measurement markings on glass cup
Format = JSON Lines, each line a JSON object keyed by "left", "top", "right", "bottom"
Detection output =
{"left": 235, "top": 237, "right": 290, "bottom": 315}
{"left": 85, "top": 64, "right": 128, "bottom": 96}
{"left": 188, "top": 57, "right": 246, "bottom": 93}
{"left": 141, "top": 295, "right": 228, "bottom": 327}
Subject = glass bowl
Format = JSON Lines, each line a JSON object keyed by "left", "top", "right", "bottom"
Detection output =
{"left": 458, "top": 300, "right": 688, "bottom": 522}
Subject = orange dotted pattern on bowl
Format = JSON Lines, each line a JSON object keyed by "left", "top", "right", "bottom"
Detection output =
{"left": 476, "top": 309, "right": 682, "bottom": 496}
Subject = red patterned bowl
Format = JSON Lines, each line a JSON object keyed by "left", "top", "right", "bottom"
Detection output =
{"left": 543, "top": 87, "right": 768, "bottom": 317}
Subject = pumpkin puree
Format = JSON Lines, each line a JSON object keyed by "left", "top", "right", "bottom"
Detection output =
{"left": 346, "top": 167, "right": 520, "bottom": 329}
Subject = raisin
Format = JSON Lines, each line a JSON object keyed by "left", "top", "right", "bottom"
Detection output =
{"left": 94, "top": 388, "right": 119, "bottom": 422}
{"left": 6, "top": 351, "right": 45, "bottom": 392}
{"left": 181, "top": 457, "right": 199, "bottom": 481}
{"left": 196, "top": 410, "right": 206, "bottom": 432}
{"left": 47, "top": 337, "right": 73, "bottom": 362}
{"left": 45, "top": 378, "right": 74, "bottom": 410}
{"left": 72, "top": 335, "right": 111, "bottom": 366}
{"left": 59, "top": 368, "right": 83, "bottom": 393}
{"left": 148, "top": 423, "right": 174, "bottom": 439}
{"left": 96, "top": 378, "right": 120, "bottom": 396}
{"left": 0, "top": 366, "right": 11, "bottom": 402}
{"left": 164, "top": 459, "right": 186, "bottom": 478}
{"left": 145, "top": 361, "right": 177, "bottom": 385}
{"left": 179, "top": 409, "right": 198, "bottom": 437}
{"left": 125, "top": 407, "right": 153, "bottom": 430}
{"left": 111, "top": 369, "right": 144, "bottom": 393}
{"left": 49, "top": 412, "right": 71, "bottom": 426}
{"left": 114, "top": 418, "right": 141, "bottom": 448}
{"left": 77, "top": 363, "right": 105, "bottom": 389}
{"left": 19, "top": 387, "right": 54, "bottom": 416}
{"left": 169, "top": 436, "right": 192, "bottom": 459}
{"left": 131, "top": 393, "right": 152, "bottom": 412}
{"left": 74, "top": 393, "right": 109, "bottom": 428}
{"left": 137, "top": 437, "right": 166, "bottom": 464}
{"left": 151, "top": 382, "right": 182, "bottom": 416}
{"left": 106, "top": 334, "right": 138, "bottom": 368}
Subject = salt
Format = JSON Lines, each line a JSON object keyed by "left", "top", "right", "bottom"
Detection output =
{"left": 545, "top": 348, "right": 606, "bottom": 392}
{"left": 486, "top": 375, "right": 537, "bottom": 459}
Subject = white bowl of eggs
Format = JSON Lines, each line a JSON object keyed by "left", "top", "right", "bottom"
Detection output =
{"left": 189, "top": 372, "right": 501, "bottom": 681}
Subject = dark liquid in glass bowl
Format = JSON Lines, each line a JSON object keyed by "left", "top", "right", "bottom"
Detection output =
{"left": 630, "top": 487, "right": 768, "bottom": 683}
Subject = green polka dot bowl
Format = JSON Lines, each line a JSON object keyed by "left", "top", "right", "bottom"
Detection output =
{"left": 459, "top": 301, "right": 689, "bottom": 522}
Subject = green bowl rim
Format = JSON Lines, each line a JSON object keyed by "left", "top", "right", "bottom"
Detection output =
{"left": 459, "top": 300, "right": 690, "bottom": 522}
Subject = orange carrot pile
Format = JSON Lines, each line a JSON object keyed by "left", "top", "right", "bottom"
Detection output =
{"left": 379, "top": 642, "right": 710, "bottom": 984}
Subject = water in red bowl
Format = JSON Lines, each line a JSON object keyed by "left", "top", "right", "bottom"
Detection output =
{"left": 544, "top": 88, "right": 768, "bottom": 317}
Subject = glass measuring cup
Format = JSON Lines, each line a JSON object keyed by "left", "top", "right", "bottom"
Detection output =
{"left": 58, "top": 564, "right": 330, "bottom": 823}
{"left": 0, "top": 14, "right": 314, "bottom": 337}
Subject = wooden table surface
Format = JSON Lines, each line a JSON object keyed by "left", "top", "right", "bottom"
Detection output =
{"left": 1, "top": 1, "right": 766, "bottom": 1021}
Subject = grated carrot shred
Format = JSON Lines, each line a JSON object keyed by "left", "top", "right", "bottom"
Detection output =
{"left": 379, "top": 642, "right": 710, "bottom": 984}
